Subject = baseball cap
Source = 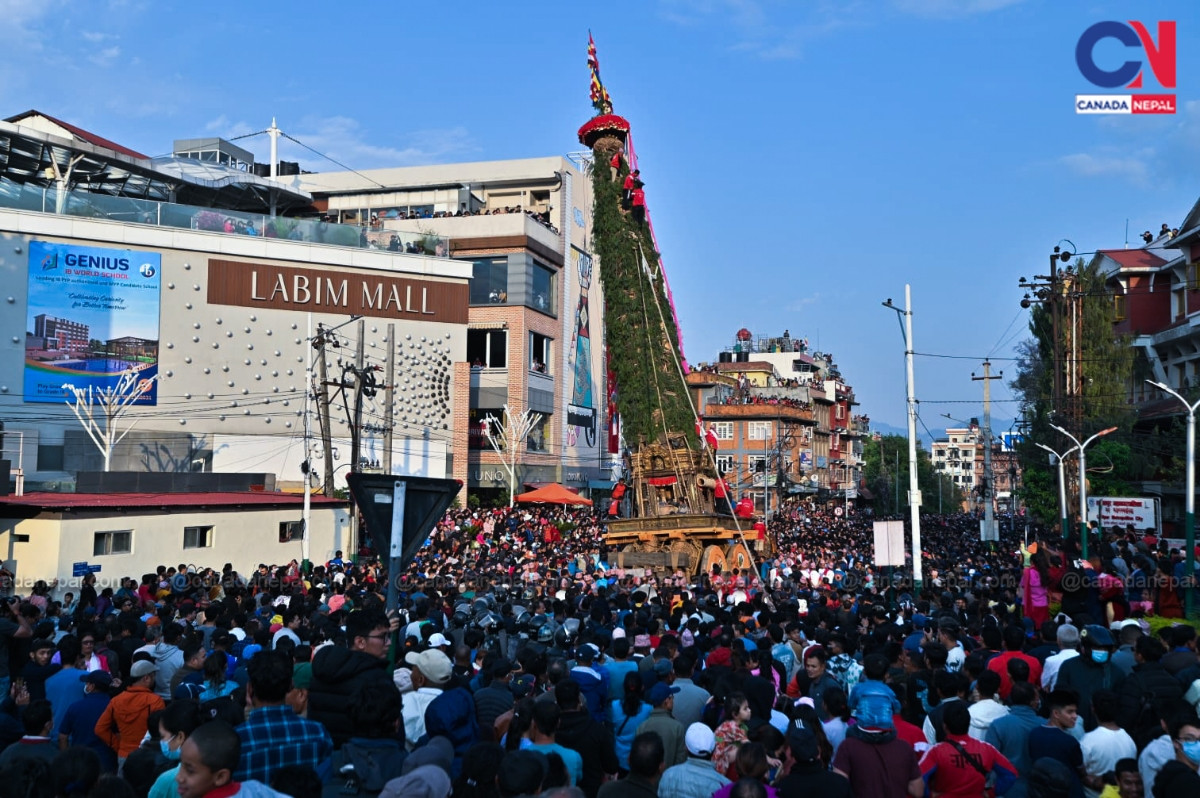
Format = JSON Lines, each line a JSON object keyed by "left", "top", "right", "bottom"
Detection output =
{"left": 406, "top": 649, "right": 452, "bottom": 685}
{"left": 786, "top": 718, "right": 819, "bottom": 762}
{"left": 646, "top": 683, "right": 680, "bottom": 706}
{"left": 684, "top": 723, "right": 716, "bottom": 757}
{"left": 80, "top": 671, "right": 113, "bottom": 688}
{"left": 576, "top": 643, "right": 599, "bottom": 661}
{"left": 428, "top": 633, "right": 451, "bottom": 648}
{"left": 130, "top": 660, "right": 157, "bottom": 679}
{"left": 611, "top": 628, "right": 626, "bottom": 640}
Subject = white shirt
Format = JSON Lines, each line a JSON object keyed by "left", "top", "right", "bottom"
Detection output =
{"left": 1042, "top": 649, "right": 1079, "bottom": 691}
{"left": 401, "top": 686, "right": 443, "bottom": 750}
{"left": 945, "top": 643, "right": 965, "bottom": 673}
{"left": 1082, "top": 726, "right": 1136, "bottom": 798}
{"left": 968, "top": 698, "right": 1010, "bottom": 741}
{"left": 1138, "top": 735, "right": 1174, "bottom": 798}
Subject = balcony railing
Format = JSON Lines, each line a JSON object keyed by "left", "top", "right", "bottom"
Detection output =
{"left": 705, "top": 401, "right": 815, "bottom": 423}
{"left": 0, "top": 180, "right": 449, "bottom": 256}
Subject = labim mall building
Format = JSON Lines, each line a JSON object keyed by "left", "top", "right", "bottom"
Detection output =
{"left": 0, "top": 112, "right": 609, "bottom": 578}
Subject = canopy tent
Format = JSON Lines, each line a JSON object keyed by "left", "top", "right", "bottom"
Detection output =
{"left": 515, "top": 483, "right": 593, "bottom": 506}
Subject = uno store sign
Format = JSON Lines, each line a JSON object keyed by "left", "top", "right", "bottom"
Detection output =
{"left": 1075, "top": 21, "right": 1176, "bottom": 115}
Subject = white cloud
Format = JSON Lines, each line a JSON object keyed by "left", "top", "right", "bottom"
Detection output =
{"left": 891, "top": 0, "right": 1025, "bottom": 18}
{"left": 659, "top": 0, "right": 863, "bottom": 60}
{"left": 80, "top": 31, "right": 117, "bottom": 43}
{"left": 787, "top": 292, "right": 823, "bottom": 312}
{"left": 89, "top": 46, "right": 121, "bottom": 66}
{"left": 1058, "top": 150, "right": 1152, "bottom": 186}
{"left": 196, "top": 115, "right": 478, "bottom": 171}
{"left": 279, "top": 116, "right": 478, "bottom": 171}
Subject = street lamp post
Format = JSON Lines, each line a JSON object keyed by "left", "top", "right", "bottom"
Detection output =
{"left": 1050, "top": 424, "right": 1118, "bottom": 560}
{"left": 1147, "top": 379, "right": 1199, "bottom": 617}
{"left": 1034, "top": 442, "right": 1076, "bottom": 541}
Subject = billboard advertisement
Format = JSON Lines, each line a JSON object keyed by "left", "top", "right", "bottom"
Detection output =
{"left": 563, "top": 247, "right": 602, "bottom": 478}
{"left": 24, "top": 241, "right": 161, "bottom": 404}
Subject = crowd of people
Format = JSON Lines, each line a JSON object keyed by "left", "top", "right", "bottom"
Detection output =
{"left": 0, "top": 500, "right": 1198, "bottom": 798}
{"left": 361, "top": 206, "right": 559, "bottom": 236}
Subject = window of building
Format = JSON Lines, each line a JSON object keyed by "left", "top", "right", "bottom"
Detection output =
{"left": 530, "top": 333, "right": 552, "bottom": 374}
{"left": 1113, "top": 294, "right": 1127, "bottom": 321}
{"left": 37, "top": 444, "right": 64, "bottom": 471}
{"left": 183, "top": 526, "right": 213, "bottom": 549}
{"left": 529, "top": 261, "right": 557, "bottom": 316}
{"left": 94, "top": 530, "right": 132, "bottom": 556}
{"left": 279, "top": 521, "right": 305, "bottom": 543}
{"left": 748, "top": 456, "right": 767, "bottom": 474}
{"left": 527, "top": 413, "right": 550, "bottom": 452}
{"left": 712, "top": 422, "right": 734, "bottom": 441}
{"left": 469, "top": 408, "right": 505, "bottom": 449}
{"left": 1177, "top": 289, "right": 1187, "bottom": 318}
{"left": 836, "top": 404, "right": 845, "bottom": 419}
{"left": 715, "top": 455, "right": 735, "bottom": 475}
{"left": 748, "top": 421, "right": 772, "bottom": 440}
{"left": 467, "top": 329, "right": 507, "bottom": 368}
{"left": 468, "top": 258, "right": 509, "bottom": 305}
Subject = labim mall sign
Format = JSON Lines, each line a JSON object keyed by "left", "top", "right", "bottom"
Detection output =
{"left": 207, "top": 260, "right": 468, "bottom": 323}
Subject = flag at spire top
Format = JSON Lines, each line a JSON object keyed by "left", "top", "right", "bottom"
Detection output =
{"left": 587, "top": 32, "right": 613, "bottom": 115}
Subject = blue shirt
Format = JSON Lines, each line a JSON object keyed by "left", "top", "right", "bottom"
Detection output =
{"left": 58, "top": 690, "right": 116, "bottom": 771}
{"left": 528, "top": 742, "right": 584, "bottom": 786}
{"left": 45, "top": 668, "right": 87, "bottom": 738}
{"left": 235, "top": 704, "right": 334, "bottom": 783}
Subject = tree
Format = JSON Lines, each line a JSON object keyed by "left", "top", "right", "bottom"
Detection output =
{"left": 861, "top": 434, "right": 965, "bottom": 516}
{"left": 62, "top": 371, "right": 157, "bottom": 471}
{"left": 1010, "top": 256, "right": 1160, "bottom": 524}
{"left": 482, "top": 404, "right": 543, "bottom": 507}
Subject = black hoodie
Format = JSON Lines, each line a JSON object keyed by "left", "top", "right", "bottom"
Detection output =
{"left": 308, "top": 645, "right": 403, "bottom": 748}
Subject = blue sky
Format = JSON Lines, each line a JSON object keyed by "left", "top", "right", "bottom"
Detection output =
{"left": 3, "top": 0, "right": 1198, "bottom": 433}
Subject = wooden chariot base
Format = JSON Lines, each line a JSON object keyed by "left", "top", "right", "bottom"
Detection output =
{"left": 604, "top": 513, "right": 764, "bottom": 576}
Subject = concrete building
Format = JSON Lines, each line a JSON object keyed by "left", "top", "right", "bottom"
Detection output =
{"left": 0, "top": 491, "right": 348, "bottom": 587}
{"left": 1098, "top": 211, "right": 1200, "bottom": 531}
{"left": 931, "top": 425, "right": 980, "bottom": 510}
{"left": 278, "top": 156, "right": 611, "bottom": 500}
{"left": 688, "top": 329, "right": 866, "bottom": 507}
{"left": 0, "top": 112, "right": 471, "bottom": 496}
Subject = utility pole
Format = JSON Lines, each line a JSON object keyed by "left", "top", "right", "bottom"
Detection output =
{"left": 314, "top": 328, "right": 335, "bottom": 496}
{"left": 972, "top": 360, "right": 1002, "bottom": 542}
{"left": 351, "top": 320, "right": 366, "bottom": 473}
{"left": 1019, "top": 244, "right": 1075, "bottom": 426}
{"left": 383, "top": 323, "right": 395, "bottom": 474}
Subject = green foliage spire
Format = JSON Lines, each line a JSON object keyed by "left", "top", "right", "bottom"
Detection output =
{"left": 590, "top": 148, "right": 697, "bottom": 448}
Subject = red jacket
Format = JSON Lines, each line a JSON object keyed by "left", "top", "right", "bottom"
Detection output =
{"left": 986, "top": 651, "right": 1042, "bottom": 700}
{"left": 919, "top": 733, "right": 1017, "bottom": 798}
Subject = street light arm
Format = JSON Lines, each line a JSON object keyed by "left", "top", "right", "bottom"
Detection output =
{"left": 1082, "top": 426, "right": 1119, "bottom": 449}
{"left": 1034, "top": 442, "right": 1062, "bottom": 463}
{"left": 1147, "top": 378, "right": 1200, "bottom": 413}
{"left": 1050, "top": 423, "right": 1082, "bottom": 449}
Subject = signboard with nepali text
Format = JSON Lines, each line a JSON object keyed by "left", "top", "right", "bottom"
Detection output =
{"left": 24, "top": 241, "right": 160, "bottom": 404}
{"left": 1086, "top": 496, "right": 1159, "bottom": 532}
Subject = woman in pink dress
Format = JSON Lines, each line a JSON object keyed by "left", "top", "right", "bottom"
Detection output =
{"left": 1022, "top": 550, "right": 1051, "bottom": 628}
